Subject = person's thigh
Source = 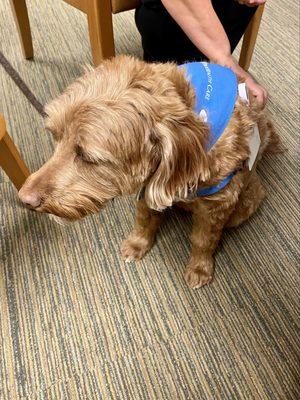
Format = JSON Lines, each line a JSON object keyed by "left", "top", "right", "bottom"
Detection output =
{"left": 135, "top": 0, "right": 257, "bottom": 63}
{"left": 135, "top": 0, "right": 204, "bottom": 63}
{"left": 212, "top": 0, "right": 257, "bottom": 50}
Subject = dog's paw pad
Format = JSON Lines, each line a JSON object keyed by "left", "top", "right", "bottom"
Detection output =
{"left": 184, "top": 266, "right": 213, "bottom": 289}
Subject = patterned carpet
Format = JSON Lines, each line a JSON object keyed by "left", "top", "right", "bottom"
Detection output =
{"left": 0, "top": 1, "right": 299, "bottom": 399}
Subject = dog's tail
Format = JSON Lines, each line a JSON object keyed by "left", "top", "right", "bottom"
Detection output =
{"left": 263, "top": 120, "right": 285, "bottom": 154}
{"left": 249, "top": 91, "right": 284, "bottom": 154}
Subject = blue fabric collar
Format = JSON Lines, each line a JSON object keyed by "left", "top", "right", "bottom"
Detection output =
{"left": 180, "top": 62, "right": 238, "bottom": 196}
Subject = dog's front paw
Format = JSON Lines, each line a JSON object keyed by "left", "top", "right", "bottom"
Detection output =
{"left": 121, "top": 235, "right": 153, "bottom": 263}
{"left": 184, "top": 259, "right": 214, "bottom": 289}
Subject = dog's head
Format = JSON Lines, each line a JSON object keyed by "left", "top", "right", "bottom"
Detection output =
{"left": 19, "top": 56, "right": 210, "bottom": 220}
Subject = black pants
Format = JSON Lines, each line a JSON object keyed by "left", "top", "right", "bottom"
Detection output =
{"left": 135, "top": 0, "right": 257, "bottom": 64}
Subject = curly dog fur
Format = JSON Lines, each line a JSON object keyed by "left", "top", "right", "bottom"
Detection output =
{"left": 19, "top": 55, "right": 281, "bottom": 288}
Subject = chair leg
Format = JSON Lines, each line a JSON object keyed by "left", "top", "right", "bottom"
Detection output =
{"left": 0, "top": 118, "right": 30, "bottom": 190}
{"left": 9, "top": 0, "right": 33, "bottom": 59}
{"left": 86, "top": 0, "right": 115, "bottom": 66}
{"left": 239, "top": 4, "right": 265, "bottom": 71}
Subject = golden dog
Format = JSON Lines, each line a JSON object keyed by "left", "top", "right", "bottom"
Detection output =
{"left": 19, "top": 56, "right": 280, "bottom": 288}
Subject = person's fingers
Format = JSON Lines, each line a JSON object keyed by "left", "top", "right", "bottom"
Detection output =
{"left": 251, "top": 88, "right": 262, "bottom": 104}
{"left": 256, "top": 88, "right": 267, "bottom": 107}
{"left": 245, "top": 78, "right": 268, "bottom": 107}
{"left": 257, "top": 86, "right": 268, "bottom": 107}
{"left": 256, "top": 90, "right": 264, "bottom": 105}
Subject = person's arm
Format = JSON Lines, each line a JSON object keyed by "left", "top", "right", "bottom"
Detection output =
{"left": 161, "top": 0, "right": 267, "bottom": 105}
{"left": 236, "top": 0, "right": 266, "bottom": 7}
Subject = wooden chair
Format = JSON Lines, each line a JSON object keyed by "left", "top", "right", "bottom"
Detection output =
{"left": 9, "top": 0, "right": 34, "bottom": 59}
{"left": 239, "top": 4, "right": 265, "bottom": 70}
{"left": 0, "top": 114, "right": 30, "bottom": 190}
{"left": 10, "top": 0, "right": 264, "bottom": 69}
{"left": 9, "top": 0, "right": 139, "bottom": 65}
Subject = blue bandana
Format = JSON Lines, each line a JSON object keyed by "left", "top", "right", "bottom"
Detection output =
{"left": 180, "top": 62, "right": 238, "bottom": 196}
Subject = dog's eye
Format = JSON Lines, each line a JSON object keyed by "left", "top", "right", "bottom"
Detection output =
{"left": 75, "top": 145, "right": 96, "bottom": 164}
{"left": 75, "top": 145, "right": 84, "bottom": 158}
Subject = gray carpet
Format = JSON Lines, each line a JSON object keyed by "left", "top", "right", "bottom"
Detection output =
{"left": 0, "top": 0, "right": 299, "bottom": 399}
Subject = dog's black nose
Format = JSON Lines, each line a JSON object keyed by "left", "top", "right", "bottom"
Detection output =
{"left": 18, "top": 189, "right": 41, "bottom": 209}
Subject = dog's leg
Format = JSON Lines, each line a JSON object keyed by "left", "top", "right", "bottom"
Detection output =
{"left": 226, "top": 171, "right": 265, "bottom": 228}
{"left": 121, "top": 199, "right": 163, "bottom": 262}
{"left": 185, "top": 202, "right": 235, "bottom": 289}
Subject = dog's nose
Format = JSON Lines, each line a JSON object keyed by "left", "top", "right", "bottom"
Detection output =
{"left": 18, "top": 189, "right": 41, "bottom": 208}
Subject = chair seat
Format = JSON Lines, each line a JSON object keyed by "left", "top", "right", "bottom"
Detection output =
{"left": 112, "top": 0, "right": 140, "bottom": 14}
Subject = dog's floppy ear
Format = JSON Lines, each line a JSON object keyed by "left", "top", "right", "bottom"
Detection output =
{"left": 144, "top": 109, "right": 210, "bottom": 211}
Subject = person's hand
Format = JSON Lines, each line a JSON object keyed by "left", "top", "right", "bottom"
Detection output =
{"left": 245, "top": 76, "right": 268, "bottom": 106}
{"left": 214, "top": 55, "right": 268, "bottom": 107}
{"left": 236, "top": 0, "right": 266, "bottom": 7}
